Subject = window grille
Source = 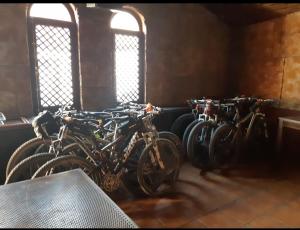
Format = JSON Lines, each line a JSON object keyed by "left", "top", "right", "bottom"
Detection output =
{"left": 34, "top": 24, "right": 74, "bottom": 108}
{"left": 28, "top": 4, "right": 79, "bottom": 113}
{"left": 114, "top": 33, "right": 140, "bottom": 103}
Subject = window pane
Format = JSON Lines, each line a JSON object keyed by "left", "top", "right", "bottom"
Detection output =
{"left": 30, "top": 4, "right": 72, "bottom": 22}
{"left": 35, "top": 24, "right": 74, "bottom": 107}
{"left": 111, "top": 11, "right": 139, "bottom": 31}
{"left": 115, "top": 34, "right": 140, "bottom": 103}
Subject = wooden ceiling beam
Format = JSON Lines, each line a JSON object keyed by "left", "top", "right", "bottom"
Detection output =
{"left": 203, "top": 3, "right": 300, "bottom": 26}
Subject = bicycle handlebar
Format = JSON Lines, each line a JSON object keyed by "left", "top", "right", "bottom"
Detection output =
{"left": 249, "top": 99, "right": 276, "bottom": 112}
{"left": 63, "top": 116, "right": 101, "bottom": 125}
{"left": 188, "top": 99, "right": 220, "bottom": 105}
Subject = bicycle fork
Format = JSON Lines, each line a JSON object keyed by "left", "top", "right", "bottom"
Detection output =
{"left": 152, "top": 143, "right": 165, "bottom": 170}
{"left": 142, "top": 132, "right": 165, "bottom": 170}
{"left": 245, "top": 113, "right": 269, "bottom": 141}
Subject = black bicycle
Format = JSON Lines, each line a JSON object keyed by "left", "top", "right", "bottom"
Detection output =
{"left": 21, "top": 104, "right": 181, "bottom": 197}
{"left": 186, "top": 99, "right": 235, "bottom": 170}
{"left": 209, "top": 98, "right": 275, "bottom": 169}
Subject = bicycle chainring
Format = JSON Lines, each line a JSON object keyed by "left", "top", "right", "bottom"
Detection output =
{"left": 102, "top": 172, "right": 122, "bottom": 193}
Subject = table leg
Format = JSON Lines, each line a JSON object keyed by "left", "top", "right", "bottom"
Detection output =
{"left": 275, "top": 119, "right": 283, "bottom": 165}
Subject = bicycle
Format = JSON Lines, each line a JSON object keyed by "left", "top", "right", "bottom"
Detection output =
{"left": 186, "top": 99, "right": 235, "bottom": 170}
{"left": 30, "top": 104, "right": 181, "bottom": 196}
{"left": 209, "top": 98, "right": 275, "bottom": 169}
{"left": 5, "top": 106, "right": 115, "bottom": 177}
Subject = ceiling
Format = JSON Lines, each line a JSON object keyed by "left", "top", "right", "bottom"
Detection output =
{"left": 203, "top": 4, "right": 300, "bottom": 26}
{"left": 88, "top": 3, "right": 300, "bottom": 27}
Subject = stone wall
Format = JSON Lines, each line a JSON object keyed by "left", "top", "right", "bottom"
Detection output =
{"left": 78, "top": 4, "right": 232, "bottom": 109}
{"left": 8, "top": 4, "right": 300, "bottom": 118}
{"left": 234, "top": 11, "right": 300, "bottom": 110}
{"left": 0, "top": 3, "right": 232, "bottom": 118}
{"left": 77, "top": 6, "right": 115, "bottom": 110}
{"left": 0, "top": 4, "right": 32, "bottom": 120}
{"left": 134, "top": 4, "right": 232, "bottom": 106}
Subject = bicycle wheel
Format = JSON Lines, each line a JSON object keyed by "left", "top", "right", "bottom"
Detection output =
{"left": 209, "top": 123, "right": 237, "bottom": 169}
{"left": 6, "top": 137, "right": 51, "bottom": 177}
{"left": 137, "top": 138, "right": 180, "bottom": 196}
{"left": 34, "top": 143, "right": 49, "bottom": 155}
{"left": 247, "top": 115, "right": 268, "bottom": 148}
{"left": 61, "top": 142, "right": 87, "bottom": 158}
{"left": 32, "top": 155, "right": 100, "bottom": 185}
{"left": 5, "top": 152, "right": 55, "bottom": 184}
{"left": 122, "top": 138, "right": 146, "bottom": 195}
{"left": 5, "top": 143, "right": 84, "bottom": 185}
{"left": 182, "top": 120, "right": 199, "bottom": 153}
{"left": 245, "top": 115, "right": 270, "bottom": 162}
{"left": 158, "top": 131, "right": 185, "bottom": 163}
{"left": 186, "top": 121, "right": 216, "bottom": 169}
{"left": 170, "top": 113, "right": 195, "bottom": 140}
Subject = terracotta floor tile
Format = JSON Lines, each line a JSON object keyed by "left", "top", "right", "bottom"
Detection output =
{"left": 153, "top": 199, "right": 206, "bottom": 227}
{"left": 196, "top": 209, "right": 244, "bottom": 228}
{"left": 245, "top": 214, "right": 289, "bottom": 228}
{"left": 263, "top": 180, "right": 300, "bottom": 202}
{"left": 114, "top": 162, "right": 300, "bottom": 228}
{"left": 181, "top": 218, "right": 207, "bottom": 228}
{"left": 242, "top": 190, "right": 287, "bottom": 215}
{"left": 267, "top": 200, "right": 300, "bottom": 227}
{"left": 189, "top": 171, "right": 254, "bottom": 198}
{"left": 159, "top": 215, "right": 196, "bottom": 228}
{"left": 174, "top": 178, "right": 240, "bottom": 214}
{"left": 230, "top": 177, "right": 279, "bottom": 193}
{"left": 289, "top": 196, "right": 300, "bottom": 208}
{"left": 133, "top": 217, "right": 164, "bottom": 228}
{"left": 210, "top": 199, "right": 261, "bottom": 225}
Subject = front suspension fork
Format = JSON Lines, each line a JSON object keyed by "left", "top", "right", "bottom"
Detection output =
{"left": 152, "top": 142, "right": 165, "bottom": 170}
{"left": 143, "top": 132, "right": 165, "bottom": 170}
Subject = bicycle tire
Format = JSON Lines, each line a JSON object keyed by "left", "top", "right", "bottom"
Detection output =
{"left": 34, "top": 143, "right": 49, "bottom": 155}
{"left": 137, "top": 138, "right": 180, "bottom": 196}
{"left": 247, "top": 115, "right": 268, "bottom": 147}
{"left": 5, "top": 142, "right": 85, "bottom": 185}
{"left": 61, "top": 142, "right": 87, "bottom": 158}
{"left": 158, "top": 131, "right": 185, "bottom": 163}
{"left": 122, "top": 138, "right": 146, "bottom": 196}
{"left": 209, "top": 123, "right": 237, "bottom": 169}
{"left": 245, "top": 115, "right": 270, "bottom": 162}
{"left": 31, "top": 155, "right": 100, "bottom": 185}
{"left": 170, "top": 113, "right": 195, "bottom": 140}
{"left": 5, "top": 152, "right": 55, "bottom": 184}
{"left": 182, "top": 120, "right": 199, "bottom": 153}
{"left": 6, "top": 137, "right": 51, "bottom": 177}
{"left": 186, "top": 121, "right": 216, "bottom": 169}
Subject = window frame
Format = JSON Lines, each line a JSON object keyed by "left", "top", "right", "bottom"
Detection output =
{"left": 111, "top": 10, "right": 145, "bottom": 104}
{"left": 27, "top": 4, "right": 80, "bottom": 114}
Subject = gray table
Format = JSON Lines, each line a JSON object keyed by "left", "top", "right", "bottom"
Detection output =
{"left": 0, "top": 169, "right": 138, "bottom": 228}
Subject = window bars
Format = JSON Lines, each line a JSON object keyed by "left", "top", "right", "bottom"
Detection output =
{"left": 114, "top": 33, "right": 140, "bottom": 103}
{"left": 34, "top": 24, "right": 74, "bottom": 109}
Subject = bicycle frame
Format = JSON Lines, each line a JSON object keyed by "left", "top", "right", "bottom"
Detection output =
{"left": 231, "top": 105, "right": 268, "bottom": 145}
{"left": 42, "top": 105, "right": 168, "bottom": 193}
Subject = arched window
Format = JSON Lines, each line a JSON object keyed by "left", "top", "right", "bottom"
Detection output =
{"left": 111, "top": 10, "right": 145, "bottom": 103}
{"left": 28, "top": 4, "right": 80, "bottom": 113}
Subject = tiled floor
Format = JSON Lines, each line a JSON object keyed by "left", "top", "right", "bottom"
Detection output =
{"left": 113, "top": 161, "right": 300, "bottom": 228}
